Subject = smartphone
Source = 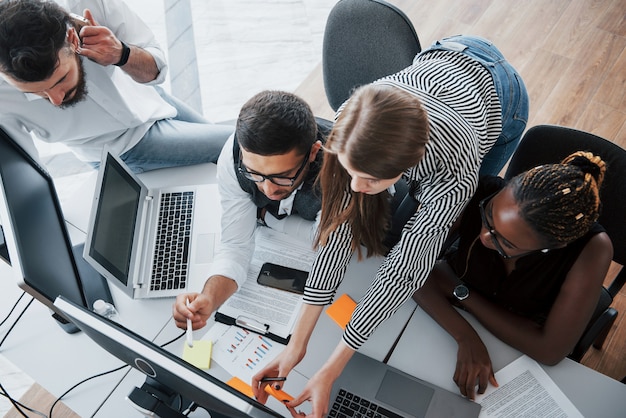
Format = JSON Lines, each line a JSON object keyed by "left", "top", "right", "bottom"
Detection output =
{"left": 69, "top": 13, "right": 90, "bottom": 31}
{"left": 257, "top": 262, "right": 308, "bottom": 294}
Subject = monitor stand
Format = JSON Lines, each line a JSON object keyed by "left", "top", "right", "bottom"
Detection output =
{"left": 128, "top": 378, "right": 192, "bottom": 418}
{"left": 51, "top": 310, "right": 81, "bottom": 334}
{"left": 50, "top": 244, "right": 114, "bottom": 334}
{"left": 128, "top": 377, "right": 232, "bottom": 418}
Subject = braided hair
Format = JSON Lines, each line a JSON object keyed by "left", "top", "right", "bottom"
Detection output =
{"left": 509, "top": 151, "right": 605, "bottom": 246}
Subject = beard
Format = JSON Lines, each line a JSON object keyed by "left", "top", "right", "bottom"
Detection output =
{"left": 59, "top": 55, "right": 88, "bottom": 109}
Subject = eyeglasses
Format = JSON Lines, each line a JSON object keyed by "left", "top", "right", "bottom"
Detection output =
{"left": 478, "top": 193, "right": 512, "bottom": 258}
{"left": 478, "top": 192, "right": 548, "bottom": 259}
{"left": 237, "top": 151, "right": 309, "bottom": 187}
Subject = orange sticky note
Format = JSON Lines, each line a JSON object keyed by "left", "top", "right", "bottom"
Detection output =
{"left": 227, "top": 376, "right": 255, "bottom": 398}
{"left": 226, "top": 376, "right": 294, "bottom": 403}
{"left": 265, "top": 384, "right": 294, "bottom": 402}
{"left": 325, "top": 293, "right": 356, "bottom": 329}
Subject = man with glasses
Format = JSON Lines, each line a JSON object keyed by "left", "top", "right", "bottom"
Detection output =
{"left": 0, "top": 0, "right": 232, "bottom": 173}
{"left": 172, "top": 90, "right": 331, "bottom": 330}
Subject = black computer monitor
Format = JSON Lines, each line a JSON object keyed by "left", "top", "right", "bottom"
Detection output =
{"left": 53, "top": 296, "right": 285, "bottom": 418}
{"left": 0, "top": 127, "right": 113, "bottom": 333}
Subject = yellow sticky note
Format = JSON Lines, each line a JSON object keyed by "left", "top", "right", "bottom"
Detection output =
{"left": 227, "top": 376, "right": 255, "bottom": 398}
{"left": 325, "top": 293, "right": 356, "bottom": 330}
{"left": 182, "top": 340, "right": 212, "bottom": 369}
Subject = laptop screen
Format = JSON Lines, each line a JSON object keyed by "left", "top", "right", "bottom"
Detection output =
{"left": 87, "top": 154, "right": 140, "bottom": 286}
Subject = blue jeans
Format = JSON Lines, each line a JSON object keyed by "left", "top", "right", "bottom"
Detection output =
{"left": 423, "top": 35, "right": 529, "bottom": 177}
{"left": 117, "top": 87, "right": 234, "bottom": 173}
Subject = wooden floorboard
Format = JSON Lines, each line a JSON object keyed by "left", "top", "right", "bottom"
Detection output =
{"left": 3, "top": 383, "right": 80, "bottom": 418}
{"left": 295, "top": 0, "right": 626, "bottom": 383}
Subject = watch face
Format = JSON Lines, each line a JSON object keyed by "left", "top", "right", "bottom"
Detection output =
{"left": 454, "top": 284, "right": 469, "bottom": 300}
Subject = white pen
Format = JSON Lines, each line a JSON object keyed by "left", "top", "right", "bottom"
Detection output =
{"left": 186, "top": 298, "right": 193, "bottom": 348}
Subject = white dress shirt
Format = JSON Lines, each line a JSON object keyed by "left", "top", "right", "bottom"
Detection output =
{"left": 209, "top": 135, "right": 318, "bottom": 289}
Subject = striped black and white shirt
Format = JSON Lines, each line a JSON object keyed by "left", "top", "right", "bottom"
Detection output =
{"left": 303, "top": 50, "right": 502, "bottom": 350}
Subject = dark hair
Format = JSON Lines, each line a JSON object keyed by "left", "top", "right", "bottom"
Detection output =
{"left": 0, "top": 0, "right": 70, "bottom": 82}
{"left": 316, "top": 84, "right": 430, "bottom": 257}
{"left": 235, "top": 90, "right": 318, "bottom": 157}
{"left": 510, "top": 151, "right": 605, "bottom": 246}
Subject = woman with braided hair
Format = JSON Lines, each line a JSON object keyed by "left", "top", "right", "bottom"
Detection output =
{"left": 413, "top": 151, "right": 613, "bottom": 400}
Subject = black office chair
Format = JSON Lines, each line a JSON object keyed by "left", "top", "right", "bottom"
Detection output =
{"left": 504, "top": 125, "right": 626, "bottom": 362}
{"left": 322, "top": 0, "right": 421, "bottom": 111}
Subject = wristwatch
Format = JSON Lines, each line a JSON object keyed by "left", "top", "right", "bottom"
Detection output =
{"left": 453, "top": 284, "right": 470, "bottom": 301}
{"left": 114, "top": 41, "right": 131, "bottom": 67}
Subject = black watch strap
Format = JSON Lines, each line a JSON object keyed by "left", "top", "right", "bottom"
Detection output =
{"left": 114, "top": 41, "right": 131, "bottom": 66}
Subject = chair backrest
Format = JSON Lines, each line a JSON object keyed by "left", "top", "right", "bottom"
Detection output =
{"left": 504, "top": 125, "right": 626, "bottom": 270}
{"left": 322, "top": 0, "right": 421, "bottom": 111}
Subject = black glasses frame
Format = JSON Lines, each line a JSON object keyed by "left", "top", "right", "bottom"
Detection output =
{"left": 478, "top": 192, "right": 550, "bottom": 259}
{"left": 237, "top": 151, "right": 309, "bottom": 187}
{"left": 478, "top": 192, "right": 513, "bottom": 259}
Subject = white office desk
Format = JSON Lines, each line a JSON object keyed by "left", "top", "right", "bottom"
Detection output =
{"left": 94, "top": 251, "right": 417, "bottom": 416}
{"left": 4, "top": 155, "right": 624, "bottom": 416}
{"left": 294, "top": 253, "right": 417, "bottom": 380}
{"left": 388, "top": 306, "right": 626, "bottom": 417}
{"left": 0, "top": 158, "right": 411, "bottom": 416}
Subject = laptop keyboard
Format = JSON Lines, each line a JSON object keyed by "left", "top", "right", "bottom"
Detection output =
{"left": 150, "top": 191, "right": 194, "bottom": 291}
{"left": 329, "top": 388, "right": 404, "bottom": 418}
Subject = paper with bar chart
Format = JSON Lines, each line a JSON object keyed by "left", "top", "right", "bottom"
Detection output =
{"left": 203, "top": 322, "right": 285, "bottom": 382}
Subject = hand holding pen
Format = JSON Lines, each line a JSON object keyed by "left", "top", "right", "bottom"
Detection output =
{"left": 251, "top": 343, "right": 305, "bottom": 402}
{"left": 172, "top": 293, "right": 212, "bottom": 332}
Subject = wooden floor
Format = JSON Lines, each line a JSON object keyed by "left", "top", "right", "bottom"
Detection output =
{"left": 295, "top": 0, "right": 626, "bottom": 382}
{"left": 3, "top": 384, "right": 79, "bottom": 418}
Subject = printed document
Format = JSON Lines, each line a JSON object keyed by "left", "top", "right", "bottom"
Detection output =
{"left": 475, "top": 355, "right": 583, "bottom": 417}
{"left": 203, "top": 322, "right": 285, "bottom": 382}
{"left": 216, "top": 226, "right": 316, "bottom": 340}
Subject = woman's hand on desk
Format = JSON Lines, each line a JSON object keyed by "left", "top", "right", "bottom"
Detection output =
{"left": 251, "top": 342, "right": 306, "bottom": 402}
{"left": 413, "top": 264, "right": 498, "bottom": 400}
{"left": 454, "top": 335, "right": 498, "bottom": 400}
{"left": 285, "top": 368, "right": 335, "bottom": 417}
{"left": 253, "top": 303, "right": 325, "bottom": 404}
{"left": 285, "top": 344, "right": 355, "bottom": 418}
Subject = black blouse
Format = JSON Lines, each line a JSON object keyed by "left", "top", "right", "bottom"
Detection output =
{"left": 445, "top": 176, "right": 605, "bottom": 324}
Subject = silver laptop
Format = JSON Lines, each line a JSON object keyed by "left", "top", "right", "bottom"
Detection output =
{"left": 83, "top": 151, "right": 220, "bottom": 299}
{"left": 329, "top": 351, "right": 481, "bottom": 417}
